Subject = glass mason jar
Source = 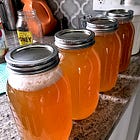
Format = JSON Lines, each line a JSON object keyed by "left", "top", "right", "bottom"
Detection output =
{"left": 86, "top": 17, "right": 121, "bottom": 92}
{"left": 5, "top": 44, "right": 72, "bottom": 140}
{"left": 54, "top": 29, "right": 100, "bottom": 120}
{"left": 16, "top": 10, "right": 43, "bottom": 46}
{"left": 106, "top": 9, "right": 135, "bottom": 72}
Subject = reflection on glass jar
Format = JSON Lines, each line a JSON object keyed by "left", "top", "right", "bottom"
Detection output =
{"left": 5, "top": 45, "right": 72, "bottom": 140}
{"left": 106, "top": 9, "right": 135, "bottom": 72}
{"left": 55, "top": 29, "right": 100, "bottom": 120}
{"left": 86, "top": 17, "right": 121, "bottom": 92}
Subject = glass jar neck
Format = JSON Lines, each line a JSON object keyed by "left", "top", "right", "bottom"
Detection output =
{"left": 18, "top": 10, "right": 37, "bottom": 18}
{"left": 94, "top": 30, "right": 116, "bottom": 36}
{"left": 24, "top": 10, "right": 37, "bottom": 17}
{"left": 118, "top": 19, "right": 132, "bottom": 24}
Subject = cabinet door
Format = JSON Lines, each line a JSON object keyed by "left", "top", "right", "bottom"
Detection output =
{"left": 109, "top": 94, "right": 136, "bottom": 140}
{"left": 109, "top": 85, "right": 140, "bottom": 140}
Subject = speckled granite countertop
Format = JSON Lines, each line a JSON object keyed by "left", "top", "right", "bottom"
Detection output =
{"left": 0, "top": 31, "right": 140, "bottom": 140}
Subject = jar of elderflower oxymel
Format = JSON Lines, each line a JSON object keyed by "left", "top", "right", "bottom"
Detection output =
{"left": 55, "top": 29, "right": 100, "bottom": 120}
{"left": 5, "top": 44, "right": 72, "bottom": 140}
{"left": 86, "top": 17, "right": 121, "bottom": 92}
{"left": 106, "top": 9, "right": 135, "bottom": 72}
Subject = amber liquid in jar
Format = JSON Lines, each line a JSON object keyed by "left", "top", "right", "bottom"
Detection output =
{"left": 117, "top": 21, "right": 134, "bottom": 72}
{"left": 6, "top": 45, "right": 72, "bottom": 140}
{"left": 94, "top": 32, "right": 121, "bottom": 91}
{"left": 106, "top": 9, "right": 135, "bottom": 72}
{"left": 7, "top": 67, "right": 72, "bottom": 140}
{"left": 59, "top": 46, "right": 100, "bottom": 120}
{"left": 86, "top": 17, "right": 121, "bottom": 92}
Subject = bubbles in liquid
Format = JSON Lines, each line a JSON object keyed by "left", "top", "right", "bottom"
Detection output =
{"left": 8, "top": 67, "right": 62, "bottom": 92}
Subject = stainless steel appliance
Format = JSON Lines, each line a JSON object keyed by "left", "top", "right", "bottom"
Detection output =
{"left": 0, "top": 0, "right": 17, "bottom": 30}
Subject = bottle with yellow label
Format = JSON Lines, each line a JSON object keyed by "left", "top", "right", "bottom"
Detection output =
{"left": 16, "top": 10, "right": 43, "bottom": 46}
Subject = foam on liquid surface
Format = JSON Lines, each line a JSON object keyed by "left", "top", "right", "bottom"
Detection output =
{"left": 8, "top": 67, "right": 62, "bottom": 92}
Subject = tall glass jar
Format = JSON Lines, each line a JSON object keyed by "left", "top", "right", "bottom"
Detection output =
{"left": 16, "top": 10, "right": 43, "bottom": 46}
{"left": 86, "top": 17, "right": 121, "bottom": 92}
{"left": 106, "top": 9, "right": 135, "bottom": 72}
{"left": 5, "top": 44, "right": 72, "bottom": 140}
{"left": 55, "top": 29, "right": 100, "bottom": 120}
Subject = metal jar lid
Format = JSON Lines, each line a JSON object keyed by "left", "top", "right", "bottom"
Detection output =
{"left": 54, "top": 29, "right": 95, "bottom": 49}
{"left": 106, "top": 9, "right": 134, "bottom": 22}
{"left": 5, "top": 44, "right": 59, "bottom": 74}
{"left": 86, "top": 17, "right": 118, "bottom": 32}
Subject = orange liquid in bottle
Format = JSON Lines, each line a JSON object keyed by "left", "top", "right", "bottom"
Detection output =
{"left": 94, "top": 32, "right": 121, "bottom": 92}
{"left": 117, "top": 22, "right": 134, "bottom": 72}
{"left": 59, "top": 47, "right": 100, "bottom": 120}
{"left": 7, "top": 68, "right": 72, "bottom": 140}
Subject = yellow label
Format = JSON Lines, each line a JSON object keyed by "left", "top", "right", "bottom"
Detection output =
{"left": 17, "top": 31, "right": 33, "bottom": 46}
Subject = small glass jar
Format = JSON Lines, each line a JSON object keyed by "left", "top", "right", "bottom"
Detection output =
{"left": 5, "top": 44, "right": 72, "bottom": 140}
{"left": 86, "top": 17, "right": 121, "bottom": 92}
{"left": 16, "top": 10, "right": 43, "bottom": 46}
{"left": 55, "top": 29, "right": 100, "bottom": 120}
{"left": 106, "top": 9, "right": 135, "bottom": 72}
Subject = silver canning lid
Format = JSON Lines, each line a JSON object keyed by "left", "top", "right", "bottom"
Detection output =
{"left": 5, "top": 44, "right": 59, "bottom": 74}
{"left": 106, "top": 9, "right": 134, "bottom": 22}
{"left": 86, "top": 17, "right": 118, "bottom": 32}
{"left": 54, "top": 29, "right": 95, "bottom": 49}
